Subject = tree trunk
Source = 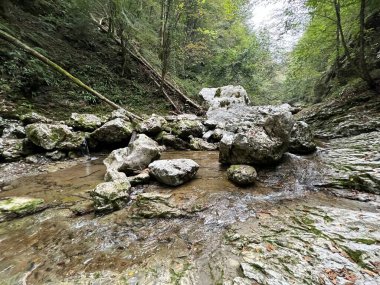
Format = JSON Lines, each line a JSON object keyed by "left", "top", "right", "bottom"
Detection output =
{"left": 0, "top": 29, "right": 142, "bottom": 121}
{"left": 333, "top": 0, "right": 352, "bottom": 62}
{"left": 359, "top": 0, "right": 375, "bottom": 89}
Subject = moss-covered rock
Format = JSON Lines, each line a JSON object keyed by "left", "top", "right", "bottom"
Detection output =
{"left": 25, "top": 123, "right": 84, "bottom": 151}
{"left": 88, "top": 118, "right": 133, "bottom": 149}
{"left": 137, "top": 114, "right": 167, "bottom": 136}
{"left": 90, "top": 181, "right": 131, "bottom": 212}
{"left": 69, "top": 113, "right": 103, "bottom": 131}
{"left": 0, "top": 197, "right": 45, "bottom": 221}
{"left": 227, "top": 165, "right": 257, "bottom": 186}
{"left": 171, "top": 119, "right": 205, "bottom": 140}
{"left": 189, "top": 137, "right": 218, "bottom": 151}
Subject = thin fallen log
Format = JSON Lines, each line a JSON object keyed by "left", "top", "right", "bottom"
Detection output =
{"left": 0, "top": 29, "right": 142, "bottom": 121}
{"left": 91, "top": 15, "right": 202, "bottom": 112}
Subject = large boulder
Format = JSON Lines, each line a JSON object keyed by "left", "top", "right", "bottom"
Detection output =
{"left": 90, "top": 181, "right": 131, "bottom": 212}
{"left": 218, "top": 105, "right": 294, "bottom": 165}
{"left": 199, "top": 85, "right": 251, "bottom": 108}
{"left": 103, "top": 134, "right": 161, "bottom": 175}
{"left": 227, "top": 165, "right": 257, "bottom": 186}
{"left": 149, "top": 159, "right": 199, "bottom": 186}
{"left": 118, "top": 134, "right": 161, "bottom": 174}
{"left": 137, "top": 114, "right": 167, "bottom": 136}
{"left": 25, "top": 123, "right": 84, "bottom": 151}
{"left": 69, "top": 113, "right": 103, "bottom": 131}
{"left": 288, "top": 121, "right": 317, "bottom": 155}
{"left": 89, "top": 118, "right": 133, "bottom": 149}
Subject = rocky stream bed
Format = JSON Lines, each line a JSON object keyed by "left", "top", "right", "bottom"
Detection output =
{"left": 0, "top": 86, "right": 379, "bottom": 284}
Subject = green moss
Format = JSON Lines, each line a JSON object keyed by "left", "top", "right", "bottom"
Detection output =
{"left": 351, "top": 238, "right": 377, "bottom": 245}
{"left": 215, "top": 88, "right": 222, "bottom": 97}
{"left": 0, "top": 197, "right": 44, "bottom": 215}
{"left": 301, "top": 216, "right": 315, "bottom": 226}
{"left": 342, "top": 246, "right": 367, "bottom": 268}
{"left": 249, "top": 263, "right": 267, "bottom": 275}
{"left": 323, "top": 215, "right": 334, "bottom": 223}
{"left": 170, "top": 262, "right": 191, "bottom": 285}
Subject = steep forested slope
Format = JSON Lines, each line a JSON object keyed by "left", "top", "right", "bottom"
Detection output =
{"left": 0, "top": 0, "right": 280, "bottom": 120}
{"left": 0, "top": 0, "right": 173, "bottom": 119}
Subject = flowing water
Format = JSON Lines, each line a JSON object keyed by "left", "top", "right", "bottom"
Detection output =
{"left": 0, "top": 150, "right": 379, "bottom": 285}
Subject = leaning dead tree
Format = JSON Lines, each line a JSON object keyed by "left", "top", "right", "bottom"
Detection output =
{"left": 91, "top": 14, "right": 203, "bottom": 114}
{"left": 0, "top": 29, "right": 142, "bottom": 121}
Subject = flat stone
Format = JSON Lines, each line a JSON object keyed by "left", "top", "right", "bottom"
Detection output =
{"left": 149, "top": 159, "right": 199, "bottom": 186}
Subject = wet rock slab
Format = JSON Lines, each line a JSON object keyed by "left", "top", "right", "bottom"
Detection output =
{"left": 318, "top": 131, "right": 380, "bottom": 194}
{"left": 226, "top": 198, "right": 380, "bottom": 285}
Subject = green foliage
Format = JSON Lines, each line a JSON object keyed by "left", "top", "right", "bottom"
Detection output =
{"left": 75, "top": 0, "right": 279, "bottom": 103}
{"left": 283, "top": 0, "right": 380, "bottom": 103}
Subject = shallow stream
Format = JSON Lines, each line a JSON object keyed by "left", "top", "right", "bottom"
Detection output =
{"left": 0, "top": 150, "right": 379, "bottom": 284}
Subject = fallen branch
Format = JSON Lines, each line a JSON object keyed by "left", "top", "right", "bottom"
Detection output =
{"left": 0, "top": 29, "right": 142, "bottom": 121}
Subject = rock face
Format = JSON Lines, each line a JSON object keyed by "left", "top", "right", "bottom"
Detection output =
{"left": 25, "top": 123, "right": 84, "bottom": 151}
{"left": 199, "top": 85, "right": 251, "bottom": 108}
{"left": 69, "top": 113, "right": 103, "bottom": 131}
{"left": 319, "top": 131, "right": 380, "bottom": 194}
{"left": 218, "top": 106, "right": 294, "bottom": 165}
{"left": 288, "top": 121, "right": 317, "bottom": 155}
{"left": 90, "top": 181, "right": 131, "bottom": 212}
{"left": 137, "top": 114, "right": 167, "bottom": 136}
{"left": 89, "top": 118, "right": 133, "bottom": 148}
{"left": 149, "top": 159, "right": 199, "bottom": 186}
{"left": 298, "top": 90, "right": 380, "bottom": 139}
{"left": 227, "top": 165, "right": 257, "bottom": 186}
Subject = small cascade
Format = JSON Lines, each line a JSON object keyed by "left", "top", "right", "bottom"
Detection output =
{"left": 81, "top": 138, "right": 91, "bottom": 159}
